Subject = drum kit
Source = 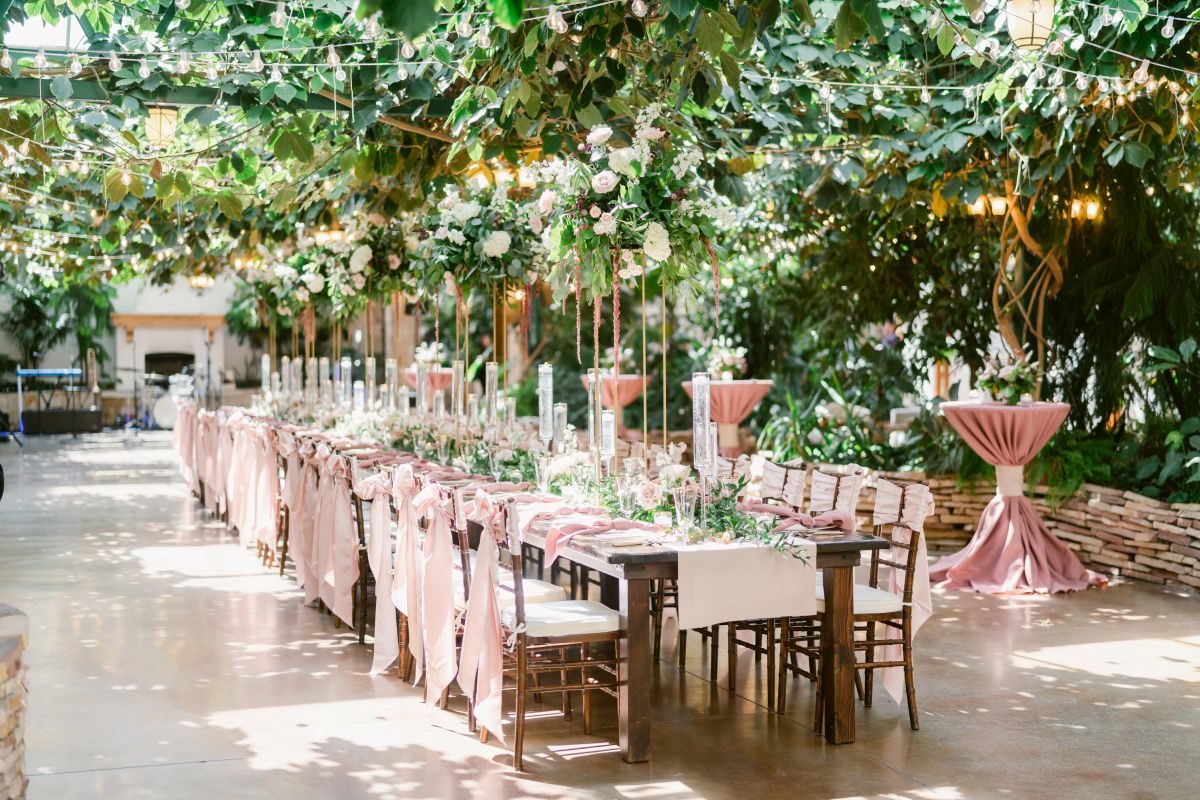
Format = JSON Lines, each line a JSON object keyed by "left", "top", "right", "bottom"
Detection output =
{"left": 117, "top": 368, "right": 198, "bottom": 430}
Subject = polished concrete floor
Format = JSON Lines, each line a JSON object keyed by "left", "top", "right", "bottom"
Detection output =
{"left": 1, "top": 432, "right": 1197, "bottom": 799}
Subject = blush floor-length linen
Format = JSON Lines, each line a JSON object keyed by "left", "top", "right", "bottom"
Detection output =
{"left": 929, "top": 401, "right": 1107, "bottom": 594}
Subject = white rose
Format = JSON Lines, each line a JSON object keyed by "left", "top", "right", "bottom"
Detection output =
{"left": 434, "top": 226, "right": 450, "bottom": 239}
{"left": 451, "top": 200, "right": 482, "bottom": 224}
{"left": 642, "top": 222, "right": 671, "bottom": 262}
{"left": 589, "top": 205, "right": 601, "bottom": 219}
{"left": 530, "top": 214, "right": 544, "bottom": 234}
{"left": 294, "top": 288, "right": 309, "bottom": 303}
{"left": 352, "top": 273, "right": 366, "bottom": 289}
{"left": 303, "top": 273, "right": 325, "bottom": 293}
{"left": 594, "top": 212, "right": 617, "bottom": 236}
{"left": 591, "top": 170, "right": 620, "bottom": 194}
{"left": 447, "top": 229, "right": 466, "bottom": 245}
{"left": 608, "top": 147, "right": 637, "bottom": 177}
{"left": 349, "top": 244, "right": 372, "bottom": 273}
{"left": 538, "top": 189, "right": 557, "bottom": 216}
{"left": 388, "top": 253, "right": 401, "bottom": 269}
{"left": 586, "top": 125, "right": 613, "bottom": 146}
{"left": 998, "top": 364, "right": 1017, "bottom": 380}
{"left": 481, "top": 230, "right": 512, "bottom": 258}
{"left": 637, "top": 126, "right": 665, "bottom": 141}
{"left": 276, "top": 303, "right": 292, "bottom": 316}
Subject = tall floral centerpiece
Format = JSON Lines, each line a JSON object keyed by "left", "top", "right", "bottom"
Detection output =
{"left": 539, "top": 105, "right": 731, "bottom": 446}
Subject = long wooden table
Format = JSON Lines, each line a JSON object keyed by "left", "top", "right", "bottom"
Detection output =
{"left": 519, "top": 526, "right": 888, "bottom": 763}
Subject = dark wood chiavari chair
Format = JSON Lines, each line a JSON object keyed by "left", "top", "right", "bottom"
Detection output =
{"left": 486, "top": 499, "right": 623, "bottom": 770}
{"left": 779, "top": 477, "right": 927, "bottom": 731}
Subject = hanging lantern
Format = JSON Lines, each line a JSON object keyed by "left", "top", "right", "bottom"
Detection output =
{"left": 146, "top": 106, "right": 178, "bottom": 147}
{"left": 1005, "top": 0, "right": 1056, "bottom": 51}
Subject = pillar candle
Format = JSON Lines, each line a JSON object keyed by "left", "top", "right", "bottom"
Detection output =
{"left": 260, "top": 353, "right": 271, "bottom": 393}
{"left": 485, "top": 362, "right": 498, "bottom": 428}
{"left": 415, "top": 362, "right": 428, "bottom": 415}
{"left": 691, "top": 371, "right": 711, "bottom": 475}
{"left": 385, "top": 359, "right": 398, "bottom": 411}
{"left": 433, "top": 389, "right": 445, "bottom": 418}
{"left": 553, "top": 402, "right": 568, "bottom": 448}
{"left": 280, "top": 356, "right": 291, "bottom": 396}
{"left": 538, "top": 363, "right": 554, "bottom": 441}
{"left": 451, "top": 359, "right": 465, "bottom": 419}
{"left": 353, "top": 380, "right": 365, "bottom": 411}
{"left": 365, "top": 356, "right": 376, "bottom": 409}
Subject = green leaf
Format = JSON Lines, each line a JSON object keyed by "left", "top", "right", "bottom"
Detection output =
{"left": 1180, "top": 338, "right": 1197, "bottom": 361}
{"left": 215, "top": 190, "right": 244, "bottom": 220}
{"left": 696, "top": 13, "right": 725, "bottom": 57}
{"left": 487, "top": 0, "right": 524, "bottom": 31}
{"left": 1148, "top": 345, "right": 1181, "bottom": 364}
{"left": 718, "top": 50, "right": 740, "bottom": 89}
{"left": 834, "top": 2, "right": 867, "bottom": 49}
{"left": 103, "top": 167, "right": 129, "bottom": 204}
{"left": 375, "top": 0, "right": 439, "bottom": 39}
{"left": 50, "top": 75, "right": 73, "bottom": 100}
{"left": 1123, "top": 141, "right": 1152, "bottom": 168}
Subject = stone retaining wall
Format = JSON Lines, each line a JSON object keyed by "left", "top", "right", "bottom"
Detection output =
{"left": 0, "top": 605, "right": 27, "bottom": 800}
{"left": 857, "top": 472, "right": 1200, "bottom": 591}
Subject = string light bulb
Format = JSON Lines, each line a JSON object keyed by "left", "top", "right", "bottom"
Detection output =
{"left": 1, "top": 50, "right": 12, "bottom": 71}
{"left": 248, "top": 50, "right": 264, "bottom": 73}
{"left": 120, "top": 171, "right": 132, "bottom": 187}
{"left": 872, "top": 86, "right": 883, "bottom": 101}
{"left": 546, "top": 5, "right": 568, "bottom": 34}
{"left": 920, "top": 87, "right": 931, "bottom": 103}
{"left": 269, "top": 64, "right": 284, "bottom": 84}
{"left": 398, "top": 65, "right": 409, "bottom": 80}
{"left": 177, "top": 51, "right": 190, "bottom": 74}
{"left": 176, "top": 0, "right": 190, "bottom": 9}
{"left": 69, "top": 55, "right": 82, "bottom": 75}
{"left": 108, "top": 52, "right": 120, "bottom": 71}
{"left": 34, "top": 49, "right": 48, "bottom": 69}
{"left": 206, "top": 61, "right": 219, "bottom": 81}
{"left": 478, "top": 28, "right": 491, "bottom": 48}
{"left": 138, "top": 59, "right": 151, "bottom": 79}
{"left": 769, "top": 77, "right": 780, "bottom": 94}
{"left": 1162, "top": 17, "right": 1176, "bottom": 38}
{"left": 326, "top": 45, "right": 341, "bottom": 66}
{"left": 270, "top": 3, "right": 286, "bottom": 27}
{"left": 1075, "top": 73, "right": 1088, "bottom": 91}
{"left": 335, "top": 65, "right": 347, "bottom": 81}
{"left": 631, "top": 0, "right": 649, "bottom": 17}
{"left": 1133, "top": 59, "right": 1149, "bottom": 84}
{"left": 457, "top": 16, "right": 472, "bottom": 38}
{"left": 401, "top": 38, "right": 416, "bottom": 59}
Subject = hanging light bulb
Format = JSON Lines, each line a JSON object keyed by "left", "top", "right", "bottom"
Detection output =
{"left": 69, "top": 55, "right": 82, "bottom": 75}
{"left": 1075, "top": 73, "right": 1088, "bottom": 91}
{"left": 176, "top": 0, "right": 190, "bottom": 9}
{"left": 398, "top": 65, "right": 409, "bottom": 80}
{"left": 457, "top": 16, "right": 472, "bottom": 38}
{"left": 872, "top": 85, "right": 883, "bottom": 101}
{"left": 108, "top": 51, "right": 120, "bottom": 71}
{"left": 326, "top": 45, "right": 341, "bottom": 66}
{"left": 768, "top": 77, "right": 780, "bottom": 94}
{"left": 1048, "top": 69, "right": 1062, "bottom": 87}
{"left": 177, "top": 51, "right": 190, "bottom": 74}
{"left": 1162, "top": 17, "right": 1176, "bottom": 38}
{"left": 920, "top": 86, "right": 931, "bottom": 103}
{"left": 364, "top": 16, "right": 381, "bottom": 38}
{"left": 631, "top": 0, "right": 649, "bottom": 17}
{"left": 120, "top": 171, "right": 132, "bottom": 187}
{"left": 401, "top": 38, "right": 416, "bottom": 59}
{"left": 1133, "top": 59, "right": 1150, "bottom": 84}
{"left": 270, "top": 3, "right": 286, "bottom": 27}
{"left": 546, "top": 5, "right": 568, "bottom": 34}
{"left": 206, "top": 61, "right": 219, "bottom": 81}
{"left": 1, "top": 50, "right": 13, "bottom": 71}
{"left": 1100, "top": 9, "right": 1113, "bottom": 27}
{"left": 970, "top": 6, "right": 985, "bottom": 24}
{"left": 248, "top": 50, "right": 264, "bottom": 73}
{"left": 269, "top": 64, "right": 284, "bottom": 84}
{"left": 478, "top": 29, "right": 492, "bottom": 48}
{"left": 138, "top": 59, "right": 151, "bottom": 79}
{"left": 34, "top": 49, "right": 48, "bottom": 70}
{"left": 1047, "top": 36, "right": 1063, "bottom": 56}
{"left": 818, "top": 83, "right": 832, "bottom": 101}
{"left": 335, "top": 65, "right": 347, "bottom": 81}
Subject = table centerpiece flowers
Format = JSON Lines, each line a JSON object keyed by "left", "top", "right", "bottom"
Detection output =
{"left": 977, "top": 354, "right": 1037, "bottom": 405}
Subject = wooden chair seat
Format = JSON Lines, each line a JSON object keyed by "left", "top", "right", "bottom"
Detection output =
{"left": 502, "top": 599, "right": 620, "bottom": 638}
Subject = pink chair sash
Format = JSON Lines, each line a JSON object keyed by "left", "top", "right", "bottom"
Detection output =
{"left": 390, "top": 465, "right": 425, "bottom": 685}
{"left": 355, "top": 470, "right": 400, "bottom": 675}
{"left": 736, "top": 501, "right": 854, "bottom": 533}
{"left": 415, "top": 483, "right": 457, "bottom": 704}
{"left": 457, "top": 490, "right": 507, "bottom": 742}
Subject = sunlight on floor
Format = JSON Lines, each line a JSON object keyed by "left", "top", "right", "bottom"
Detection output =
{"left": 1012, "top": 637, "right": 1200, "bottom": 682}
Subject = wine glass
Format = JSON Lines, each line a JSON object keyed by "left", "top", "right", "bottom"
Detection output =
{"left": 671, "top": 484, "right": 698, "bottom": 532}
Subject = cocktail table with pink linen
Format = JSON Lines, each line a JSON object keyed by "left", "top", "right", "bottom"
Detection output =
{"left": 929, "top": 400, "right": 1107, "bottom": 594}
{"left": 581, "top": 373, "right": 649, "bottom": 437}
{"left": 401, "top": 367, "right": 454, "bottom": 392}
{"left": 682, "top": 379, "right": 774, "bottom": 456}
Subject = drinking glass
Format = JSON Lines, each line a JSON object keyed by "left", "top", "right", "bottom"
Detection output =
{"left": 671, "top": 484, "right": 698, "bottom": 532}
{"left": 618, "top": 477, "right": 639, "bottom": 517}
{"left": 534, "top": 454, "right": 553, "bottom": 493}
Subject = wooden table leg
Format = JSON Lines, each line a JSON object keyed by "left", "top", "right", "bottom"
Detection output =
{"left": 619, "top": 577, "right": 652, "bottom": 762}
{"left": 822, "top": 565, "right": 856, "bottom": 744}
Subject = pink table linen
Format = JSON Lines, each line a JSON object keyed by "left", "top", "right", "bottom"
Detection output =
{"left": 930, "top": 401, "right": 1107, "bottom": 594}
{"left": 415, "top": 483, "right": 457, "bottom": 705}
{"left": 401, "top": 367, "right": 454, "bottom": 392}
{"left": 683, "top": 379, "right": 774, "bottom": 456}
{"left": 354, "top": 470, "right": 401, "bottom": 675}
{"left": 457, "top": 490, "right": 508, "bottom": 743}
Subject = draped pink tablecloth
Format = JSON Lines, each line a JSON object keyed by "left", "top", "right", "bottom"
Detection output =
{"left": 682, "top": 379, "right": 774, "bottom": 456}
{"left": 929, "top": 401, "right": 1107, "bottom": 594}
{"left": 401, "top": 367, "right": 454, "bottom": 392}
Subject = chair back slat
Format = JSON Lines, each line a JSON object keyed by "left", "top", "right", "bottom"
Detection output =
{"left": 869, "top": 479, "right": 933, "bottom": 602}
{"left": 809, "top": 464, "right": 865, "bottom": 516}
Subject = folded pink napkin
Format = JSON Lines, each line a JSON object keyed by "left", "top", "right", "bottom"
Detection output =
{"left": 477, "top": 480, "right": 531, "bottom": 494}
{"left": 544, "top": 518, "right": 661, "bottom": 567}
{"left": 736, "top": 501, "right": 854, "bottom": 533}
